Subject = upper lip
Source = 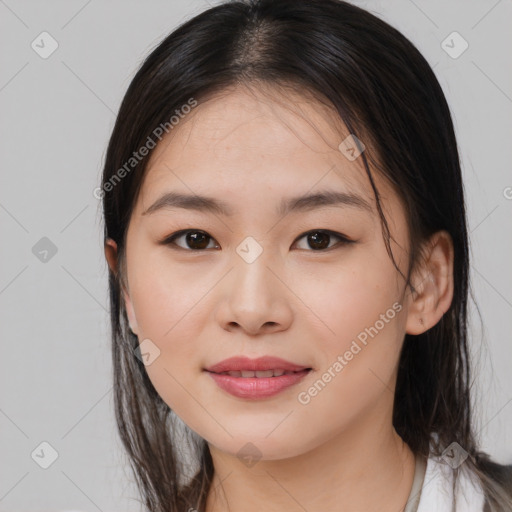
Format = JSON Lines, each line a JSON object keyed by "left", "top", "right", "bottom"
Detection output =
{"left": 204, "top": 356, "right": 311, "bottom": 373}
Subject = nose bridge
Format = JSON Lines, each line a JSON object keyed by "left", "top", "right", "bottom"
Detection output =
{"left": 214, "top": 234, "right": 293, "bottom": 334}
{"left": 231, "top": 235, "right": 277, "bottom": 301}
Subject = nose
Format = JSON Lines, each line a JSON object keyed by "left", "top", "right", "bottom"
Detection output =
{"left": 214, "top": 251, "right": 293, "bottom": 336}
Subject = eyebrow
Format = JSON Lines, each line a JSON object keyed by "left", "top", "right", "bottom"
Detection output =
{"left": 141, "top": 189, "right": 373, "bottom": 217}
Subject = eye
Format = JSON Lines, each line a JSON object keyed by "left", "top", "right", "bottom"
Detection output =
{"left": 161, "top": 229, "right": 354, "bottom": 252}
{"left": 161, "top": 230, "right": 219, "bottom": 251}
{"left": 292, "top": 230, "right": 354, "bottom": 251}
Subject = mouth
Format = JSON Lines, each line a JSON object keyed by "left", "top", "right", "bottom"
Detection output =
{"left": 203, "top": 356, "right": 313, "bottom": 398}
{"left": 206, "top": 368, "right": 312, "bottom": 378}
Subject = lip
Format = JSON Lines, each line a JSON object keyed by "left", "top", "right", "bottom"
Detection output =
{"left": 203, "top": 356, "right": 312, "bottom": 400}
{"left": 204, "top": 356, "right": 310, "bottom": 373}
{"left": 207, "top": 370, "right": 311, "bottom": 399}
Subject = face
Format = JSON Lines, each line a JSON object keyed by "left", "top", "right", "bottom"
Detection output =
{"left": 117, "top": 83, "right": 415, "bottom": 460}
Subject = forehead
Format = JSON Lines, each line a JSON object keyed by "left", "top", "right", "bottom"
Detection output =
{"left": 135, "top": 83, "right": 395, "bottom": 220}
{"left": 151, "top": 83, "right": 351, "bottom": 157}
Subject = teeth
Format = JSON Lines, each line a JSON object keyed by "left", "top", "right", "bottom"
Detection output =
{"left": 255, "top": 370, "right": 274, "bottom": 378}
{"left": 221, "top": 369, "right": 297, "bottom": 378}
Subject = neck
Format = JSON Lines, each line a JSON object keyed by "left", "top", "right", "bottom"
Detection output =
{"left": 204, "top": 411, "right": 416, "bottom": 512}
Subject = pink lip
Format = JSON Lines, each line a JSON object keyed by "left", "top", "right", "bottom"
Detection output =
{"left": 203, "top": 356, "right": 312, "bottom": 400}
{"left": 204, "top": 356, "right": 310, "bottom": 373}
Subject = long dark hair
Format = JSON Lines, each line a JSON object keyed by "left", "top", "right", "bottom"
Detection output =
{"left": 100, "top": 1, "right": 512, "bottom": 510}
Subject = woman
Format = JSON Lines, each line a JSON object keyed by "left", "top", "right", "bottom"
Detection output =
{"left": 100, "top": 0, "right": 512, "bottom": 510}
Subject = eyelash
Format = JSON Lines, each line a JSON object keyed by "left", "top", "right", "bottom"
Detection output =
{"left": 160, "top": 229, "right": 355, "bottom": 252}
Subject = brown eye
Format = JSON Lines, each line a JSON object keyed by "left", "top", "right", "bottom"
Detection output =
{"left": 293, "top": 230, "right": 353, "bottom": 251}
{"left": 163, "top": 230, "right": 218, "bottom": 250}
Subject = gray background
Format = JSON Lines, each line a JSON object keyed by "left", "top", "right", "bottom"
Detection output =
{"left": 0, "top": 0, "right": 511, "bottom": 510}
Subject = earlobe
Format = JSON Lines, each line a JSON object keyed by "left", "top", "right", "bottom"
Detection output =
{"left": 123, "top": 288, "right": 139, "bottom": 335}
{"left": 405, "top": 231, "right": 454, "bottom": 335}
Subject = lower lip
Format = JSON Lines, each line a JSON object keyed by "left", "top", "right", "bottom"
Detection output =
{"left": 205, "top": 369, "right": 311, "bottom": 399}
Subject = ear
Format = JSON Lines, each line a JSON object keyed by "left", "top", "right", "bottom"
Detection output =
{"left": 104, "top": 237, "right": 118, "bottom": 276}
{"left": 104, "top": 238, "right": 139, "bottom": 335}
{"left": 405, "top": 230, "right": 454, "bottom": 335}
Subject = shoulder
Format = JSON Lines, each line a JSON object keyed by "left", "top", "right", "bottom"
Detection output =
{"left": 479, "top": 457, "right": 512, "bottom": 492}
{"left": 417, "top": 451, "right": 512, "bottom": 512}
{"left": 477, "top": 456, "right": 512, "bottom": 510}
{"left": 417, "top": 452, "right": 486, "bottom": 511}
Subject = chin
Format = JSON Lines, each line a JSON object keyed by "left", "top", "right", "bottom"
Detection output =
{"left": 206, "top": 432, "right": 309, "bottom": 463}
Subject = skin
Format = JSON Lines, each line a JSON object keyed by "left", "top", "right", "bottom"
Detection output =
{"left": 105, "top": 83, "right": 454, "bottom": 511}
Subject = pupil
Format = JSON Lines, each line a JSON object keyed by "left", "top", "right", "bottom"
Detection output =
{"left": 187, "top": 231, "right": 209, "bottom": 249}
{"left": 309, "top": 231, "right": 329, "bottom": 250}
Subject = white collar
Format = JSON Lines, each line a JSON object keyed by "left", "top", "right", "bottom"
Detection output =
{"left": 417, "top": 452, "right": 486, "bottom": 511}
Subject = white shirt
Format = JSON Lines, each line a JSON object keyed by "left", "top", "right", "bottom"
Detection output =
{"left": 404, "top": 450, "right": 486, "bottom": 512}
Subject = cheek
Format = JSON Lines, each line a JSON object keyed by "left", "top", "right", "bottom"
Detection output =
{"left": 129, "top": 269, "right": 205, "bottom": 414}
{"left": 293, "top": 270, "right": 404, "bottom": 437}
{"left": 128, "top": 255, "right": 209, "bottom": 389}
{"left": 299, "top": 254, "right": 406, "bottom": 399}
{"left": 304, "top": 253, "right": 403, "bottom": 348}
{"left": 130, "top": 252, "right": 205, "bottom": 338}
